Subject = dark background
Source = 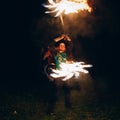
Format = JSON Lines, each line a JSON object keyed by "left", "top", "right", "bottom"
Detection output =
{"left": 1, "top": 0, "right": 120, "bottom": 97}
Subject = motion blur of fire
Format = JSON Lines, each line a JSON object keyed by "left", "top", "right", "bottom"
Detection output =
{"left": 43, "top": 0, "right": 92, "bottom": 17}
{"left": 50, "top": 61, "right": 92, "bottom": 81}
{"left": 42, "top": 0, "right": 93, "bottom": 81}
{"left": 43, "top": 34, "right": 93, "bottom": 81}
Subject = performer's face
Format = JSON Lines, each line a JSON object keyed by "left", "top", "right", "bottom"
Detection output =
{"left": 59, "top": 43, "right": 66, "bottom": 52}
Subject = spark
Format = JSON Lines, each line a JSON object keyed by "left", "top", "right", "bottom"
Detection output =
{"left": 50, "top": 61, "right": 92, "bottom": 81}
{"left": 43, "top": 0, "right": 92, "bottom": 17}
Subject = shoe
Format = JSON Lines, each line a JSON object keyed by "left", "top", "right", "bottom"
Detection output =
{"left": 46, "top": 111, "right": 55, "bottom": 116}
{"left": 50, "top": 112, "right": 55, "bottom": 116}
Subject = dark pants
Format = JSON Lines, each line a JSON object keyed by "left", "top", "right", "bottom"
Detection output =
{"left": 46, "top": 81, "right": 57, "bottom": 114}
{"left": 62, "top": 84, "right": 71, "bottom": 108}
{"left": 46, "top": 81, "right": 71, "bottom": 114}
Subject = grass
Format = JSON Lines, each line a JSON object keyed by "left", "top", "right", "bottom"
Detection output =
{"left": 0, "top": 75, "right": 120, "bottom": 120}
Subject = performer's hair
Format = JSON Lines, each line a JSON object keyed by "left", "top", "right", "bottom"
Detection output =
{"left": 54, "top": 39, "right": 69, "bottom": 47}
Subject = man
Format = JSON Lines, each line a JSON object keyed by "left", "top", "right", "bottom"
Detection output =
{"left": 43, "top": 34, "right": 73, "bottom": 115}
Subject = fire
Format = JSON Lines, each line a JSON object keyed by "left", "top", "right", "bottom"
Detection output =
{"left": 43, "top": 0, "right": 92, "bottom": 17}
{"left": 42, "top": 1, "right": 93, "bottom": 81}
{"left": 50, "top": 61, "right": 92, "bottom": 81}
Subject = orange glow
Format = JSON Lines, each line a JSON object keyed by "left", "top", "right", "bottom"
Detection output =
{"left": 43, "top": 0, "right": 92, "bottom": 17}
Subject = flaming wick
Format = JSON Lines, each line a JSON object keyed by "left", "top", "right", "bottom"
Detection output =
{"left": 43, "top": 0, "right": 92, "bottom": 32}
{"left": 50, "top": 61, "right": 92, "bottom": 81}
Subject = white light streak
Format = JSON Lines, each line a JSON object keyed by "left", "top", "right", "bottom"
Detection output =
{"left": 43, "top": 0, "right": 92, "bottom": 17}
{"left": 50, "top": 61, "right": 92, "bottom": 81}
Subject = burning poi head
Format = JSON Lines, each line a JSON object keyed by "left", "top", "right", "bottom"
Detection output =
{"left": 43, "top": 0, "right": 92, "bottom": 17}
{"left": 43, "top": 0, "right": 92, "bottom": 26}
{"left": 50, "top": 61, "right": 92, "bottom": 81}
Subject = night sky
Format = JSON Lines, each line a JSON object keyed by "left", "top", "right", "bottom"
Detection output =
{"left": 1, "top": 0, "right": 120, "bottom": 95}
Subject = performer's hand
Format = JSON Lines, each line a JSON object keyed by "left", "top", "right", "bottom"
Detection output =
{"left": 64, "top": 35, "right": 71, "bottom": 41}
{"left": 54, "top": 34, "right": 71, "bottom": 42}
{"left": 66, "top": 60, "right": 73, "bottom": 64}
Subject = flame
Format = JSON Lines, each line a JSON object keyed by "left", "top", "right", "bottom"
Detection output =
{"left": 43, "top": 0, "right": 92, "bottom": 17}
{"left": 50, "top": 61, "right": 92, "bottom": 81}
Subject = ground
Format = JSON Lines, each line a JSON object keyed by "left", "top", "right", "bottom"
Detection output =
{"left": 0, "top": 74, "right": 120, "bottom": 120}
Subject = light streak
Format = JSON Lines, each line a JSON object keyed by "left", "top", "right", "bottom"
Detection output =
{"left": 42, "top": 1, "right": 93, "bottom": 80}
{"left": 43, "top": 0, "right": 92, "bottom": 17}
{"left": 50, "top": 61, "right": 92, "bottom": 81}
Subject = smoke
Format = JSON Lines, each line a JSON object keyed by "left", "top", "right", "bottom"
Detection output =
{"left": 33, "top": 13, "right": 96, "bottom": 59}
{"left": 31, "top": 16, "right": 64, "bottom": 47}
{"left": 32, "top": 0, "right": 112, "bottom": 51}
{"left": 37, "top": 13, "right": 97, "bottom": 42}
{"left": 35, "top": 0, "right": 110, "bottom": 40}
{"left": 37, "top": 16, "right": 65, "bottom": 36}
{"left": 63, "top": 12, "right": 96, "bottom": 39}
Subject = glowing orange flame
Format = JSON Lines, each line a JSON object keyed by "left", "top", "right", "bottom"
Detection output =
{"left": 43, "top": 0, "right": 92, "bottom": 17}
